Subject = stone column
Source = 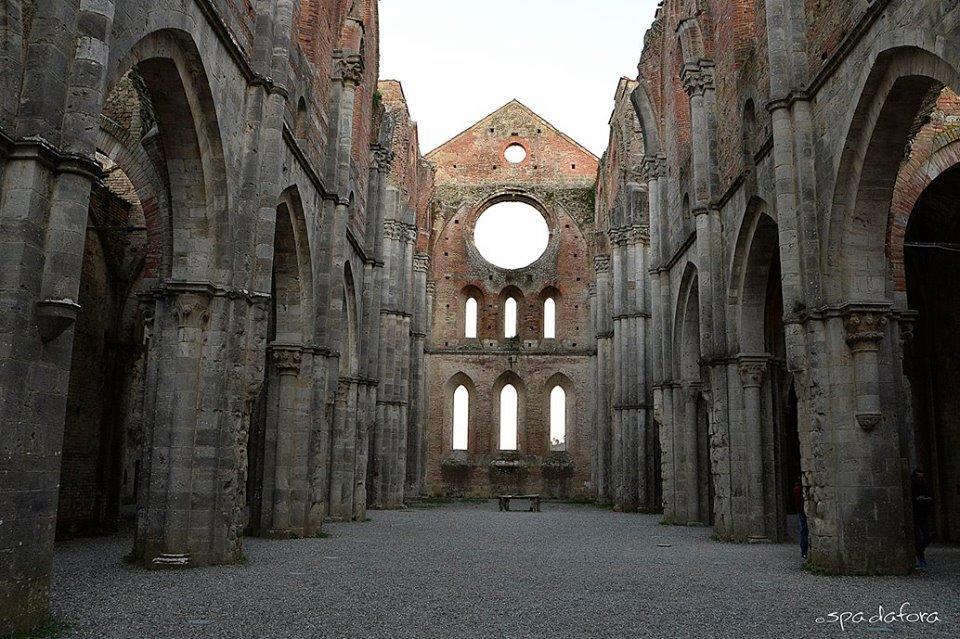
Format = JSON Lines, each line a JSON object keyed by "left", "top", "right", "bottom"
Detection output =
{"left": 321, "top": 51, "right": 364, "bottom": 522}
{"left": 738, "top": 355, "right": 769, "bottom": 540}
{"left": 0, "top": 0, "right": 119, "bottom": 628}
{"left": 268, "top": 345, "right": 304, "bottom": 536}
{"left": 842, "top": 310, "right": 888, "bottom": 431}
{"left": 407, "top": 253, "right": 430, "bottom": 497}
{"left": 683, "top": 382, "right": 702, "bottom": 524}
{"left": 594, "top": 255, "right": 613, "bottom": 501}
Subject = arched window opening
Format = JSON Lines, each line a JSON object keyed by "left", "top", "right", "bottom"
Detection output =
{"left": 499, "top": 384, "right": 518, "bottom": 450}
{"left": 504, "top": 297, "right": 518, "bottom": 338}
{"left": 543, "top": 297, "right": 556, "bottom": 339}
{"left": 453, "top": 385, "right": 469, "bottom": 450}
{"left": 550, "top": 386, "right": 566, "bottom": 451}
{"left": 465, "top": 297, "right": 478, "bottom": 338}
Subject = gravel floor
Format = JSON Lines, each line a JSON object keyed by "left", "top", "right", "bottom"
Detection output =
{"left": 50, "top": 501, "right": 958, "bottom": 638}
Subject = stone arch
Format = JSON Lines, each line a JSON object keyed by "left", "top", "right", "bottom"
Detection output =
{"left": 729, "top": 198, "right": 779, "bottom": 353}
{"left": 106, "top": 28, "right": 231, "bottom": 281}
{"left": 273, "top": 186, "right": 315, "bottom": 343}
{"left": 492, "top": 371, "right": 527, "bottom": 453}
{"left": 825, "top": 45, "right": 960, "bottom": 304}
{"left": 676, "top": 16, "right": 707, "bottom": 66}
{"left": 674, "top": 262, "right": 701, "bottom": 383}
{"left": 96, "top": 99, "right": 171, "bottom": 280}
{"left": 630, "top": 82, "right": 662, "bottom": 159}
{"left": 340, "top": 261, "right": 360, "bottom": 377}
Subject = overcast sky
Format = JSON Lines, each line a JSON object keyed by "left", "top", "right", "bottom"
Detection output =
{"left": 379, "top": 1, "right": 660, "bottom": 157}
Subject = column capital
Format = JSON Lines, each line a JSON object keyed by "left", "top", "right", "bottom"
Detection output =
{"left": 413, "top": 253, "right": 430, "bottom": 273}
{"left": 642, "top": 154, "right": 667, "bottom": 180}
{"left": 681, "top": 60, "right": 715, "bottom": 97}
{"left": 270, "top": 344, "right": 304, "bottom": 375}
{"left": 372, "top": 145, "right": 394, "bottom": 173}
{"left": 173, "top": 291, "right": 212, "bottom": 330}
{"left": 336, "top": 54, "right": 364, "bottom": 86}
{"left": 842, "top": 307, "right": 889, "bottom": 351}
{"left": 594, "top": 254, "right": 611, "bottom": 274}
{"left": 737, "top": 354, "right": 770, "bottom": 388}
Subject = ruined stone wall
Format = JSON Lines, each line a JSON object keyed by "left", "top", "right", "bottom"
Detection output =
{"left": 423, "top": 101, "right": 598, "bottom": 499}
{"left": 0, "top": 0, "right": 409, "bottom": 632}
{"left": 593, "top": 78, "right": 659, "bottom": 512}
{"left": 633, "top": 0, "right": 960, "bottom": 573}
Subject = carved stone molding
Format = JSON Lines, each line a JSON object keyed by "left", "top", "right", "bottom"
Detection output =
{"left": 413, "top": 253, "right": 430, "bottom": 273}
{"left": 173, "top": 292, "right": 212, "bottom": 330}
{"left": 843, "top": 309, "right": 889, "bottom": 350}
{"left": 270, "top": 345, "right": 304, "bottom": 375}
{"left": 737, "top": 354, "right": 770, "bottom": 388}
{"left": 642, "top": 154, "right": 667, "bottom": 181}
{"left": 337, "top": 54, "right": 364, "bottom": 86}
{"left": 35, "top": 299, "right": 82, "bottom": 343}
{"left": 681, "top": 61, "right": 716, "bottom": 97}
{"left": 373, "top": 146, "right": 394, "bottom": 173}
{"left": 594, "top": 255, "right": 611, "bottom": 274}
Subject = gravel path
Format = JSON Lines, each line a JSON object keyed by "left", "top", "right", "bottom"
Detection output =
{"left": 50, "top": 501, "right": 959, "bottom": 638}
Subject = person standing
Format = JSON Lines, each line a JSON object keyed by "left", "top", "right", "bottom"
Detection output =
{"left": 793, "top": 477, "right": 809, "bottom": 561}
{"left": 912, "top": 469, "right": 934, "bottom": 571}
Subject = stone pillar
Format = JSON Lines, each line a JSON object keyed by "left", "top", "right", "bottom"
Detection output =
{"left": 267, "top": 345, "right": 304, "bottom": 537}
{"left": 0, "top": 0, "right": 116, "bottom": 630}
{"left": 842, "top": 311, "right": 888, "bottom": 431}
{"left": 407, "top": 253, "right": 430, "bottom": 497}
{"left": 593, "top": 255, "right": 613, "bottom": 501}
{"left": 683, "top": 383, "right": 702, "bottom": 524}
{"left": 738, "top": 355, "right": 769, "bottom": 540}
{"left": 321, "top": 51, "right": 365, "bottom": 522}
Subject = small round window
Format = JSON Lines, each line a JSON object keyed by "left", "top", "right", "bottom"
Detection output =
{"left": 474, "top": 201, "right": 549, "bottom": 269}
{"left": 504, "top": 144, "right": 527, "bottom": 164}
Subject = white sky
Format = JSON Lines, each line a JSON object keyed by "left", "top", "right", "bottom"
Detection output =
{"left": 379, "top": 0, "right": 660, "bottom": 157}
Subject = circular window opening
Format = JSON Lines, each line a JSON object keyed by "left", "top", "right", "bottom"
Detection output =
{"left": 504, "top": 143, "right": 527, "bottom": 164}
{"left": 474, "top": 201, "right": 549, "bottom": 269}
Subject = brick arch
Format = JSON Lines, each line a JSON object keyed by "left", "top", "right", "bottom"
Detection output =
{"left": 97, "top": 116, "right": 171, "bottom": 280}
{"left": 888, "top": 120, "right": 960, "bottom": 293}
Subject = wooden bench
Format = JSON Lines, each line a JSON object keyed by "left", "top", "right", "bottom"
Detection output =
{"left": 498, "top": 494, "right": 541, "bottom": 512}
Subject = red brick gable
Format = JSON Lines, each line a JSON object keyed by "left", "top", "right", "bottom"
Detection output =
{"left": 426, "top": 100, "right": 599, "bottom": 187}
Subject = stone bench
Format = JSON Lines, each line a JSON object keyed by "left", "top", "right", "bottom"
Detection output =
{"left": 498, "top": 494, "right": 541, "bottom": 512}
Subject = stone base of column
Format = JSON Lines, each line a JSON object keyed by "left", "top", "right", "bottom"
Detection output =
{"left": 265, "top": 528, "right": 306, "bottom": 540}
{"left": 149, "top": 553, "right": 191, "bottom": 568}
{"left": 747, "top": 535, "right": 772, "bottom": 544}
{"left": 0, "top": 583, "right": 49, "bottom": 637}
